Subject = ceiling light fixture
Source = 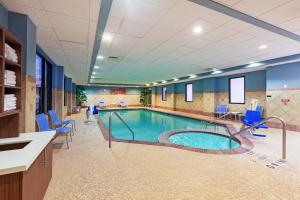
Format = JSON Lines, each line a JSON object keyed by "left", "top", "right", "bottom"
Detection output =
{"left": 94, "top": 65, "right": 100, "bottom": 69}
{"left": 91, "top": 76, "right": 95, "bottom": 79}
{"left": 146, "top": 84, "right": 150, "bottom": 86}
{"left": 189, "top": 74, "right": 197, "bottom": 79}
{"left": 193, "top": 26, "right": 203, "bottom": 34}
{"left": 173, "top": 78, "right": 179, "bottom": 81}
{"left": 153, "top": 82, "right": 157, "bottom": 85}
{"left": 259, "top": 44, "right": 268, "bottom": 50}
{"left": 92, "top": 72, "right": 97, "bottom": 75}
{"left": 97, "top": 55, "right": 104, "bottom": 60}
{"left": 211, "top": 69, "right": 223, "bottom": 75}
{"left": 162, "top": 80, "right": 167, "bottom": 84}
{"left": 246, "top": 62, "right": 263, "bottom": 68}
{"left": 102, "top": 33, "right": 113, "bottom": 42}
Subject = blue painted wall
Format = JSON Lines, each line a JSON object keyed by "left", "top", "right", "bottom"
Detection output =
{"left": 72, "top": 83, "right": 76, "bottom": 93}
{"left": 8, "top": 12, "right": 37, "bottom": 76}
{"left": 266, "top": 62, "right": 300, "bottom": 89}
{"left": 215, "top": 70, "right": 266, "bottom": 92}
{"left": 0, "top": 3, "right": 8, "bottom": 28}
{"left": 156, "top": 70, "right": 266, "bottom": 94}
{"left": 52, "top": 66, "right": 64, "bottom": 89}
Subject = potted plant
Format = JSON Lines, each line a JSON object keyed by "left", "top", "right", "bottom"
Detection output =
{"left": 140, "top": 88, "right": 151, "bottom": 107}
{"left": 76, "top": 86, "right": 87, "bottom": 108}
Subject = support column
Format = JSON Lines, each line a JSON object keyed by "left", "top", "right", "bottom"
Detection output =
{"left": 66, "top": 77, "right": 72, "bottom": 116}
{"left": 72, "top": 83, "right": 76, "bottom": 113}
{"left": 8, "top": 12, "right": 36, "bottom": 132}
{"left": 52, "top": 66, "right": 64, "bottom": 121}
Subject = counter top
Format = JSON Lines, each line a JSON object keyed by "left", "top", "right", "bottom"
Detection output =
{"left": 0, "top": 131, "right": 55, "bottom": 175}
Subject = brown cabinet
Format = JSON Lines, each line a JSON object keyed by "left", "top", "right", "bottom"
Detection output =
{"left": 0, "top": 141, "right": 53, "bottom": 200}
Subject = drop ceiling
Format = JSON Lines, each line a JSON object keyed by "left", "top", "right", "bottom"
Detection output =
{"left": 2, "top": 0, "right": 300, "bottom": 85}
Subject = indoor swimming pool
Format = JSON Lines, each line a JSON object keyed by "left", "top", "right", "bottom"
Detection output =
{"left": 98, "top": 109, "right": 230, "bottom": 144}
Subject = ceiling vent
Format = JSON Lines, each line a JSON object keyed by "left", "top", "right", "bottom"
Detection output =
{"left": 107, "top": 56, "right": 122, "bottom": 61}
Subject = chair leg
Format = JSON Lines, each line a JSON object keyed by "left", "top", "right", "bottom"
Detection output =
{"left": 69, "top": 131, "right": 73, "bottom": 142}
{"left": 66, "top": 134, "right": 69, "bottom": 149}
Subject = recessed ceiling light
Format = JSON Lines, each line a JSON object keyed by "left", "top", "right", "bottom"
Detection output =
{"left": 173, "top": 78, "right": 179, "bottom": 81}
{"left": 94, "top": 65, "right": 100, "bottom": 69}
{"left": 97, "top": 55, "right": 104, "bottom": 60}
{"left": 102, "top": 33, "right": 113, "bottom": 42}
{"left": 91, "top": 76, "right": 95, "bottom": 79}
{"left": 162, "top": 80, "right": 167, "bottom": 84}
{"left": 92, "top": 72, "right": 97, "bottom": 75}
{"left": 146, "top": 84, "right": 150, "bottom": 86}
{"left": 246, "top": 62, "right": 263, "bottom": 68}
{"left": 211, "top": 69, "right": 223, "bottom": 74}
{"left": 193, "top": 26, "right": 203, "bottom": 34}
{"left": 153, "top": 82, "right": 157, "bottom": 85}
{"left": 259, "top": 44, "right": 268, "bottom": 49}
{"left": 189, "top": 75, "right": 197, "bottom": 79}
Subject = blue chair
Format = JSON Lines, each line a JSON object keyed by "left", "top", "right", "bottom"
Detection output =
{"left": 48, "top": 110, "right": 76, "bottom": 136}
{"left": 93, "top": 105, "right": 99, "bottom": 114}
{"left": 242, "top": 110, "right": 268, "bottom": 137}
{"left": 119, "top": 101, "right": 127, "bottom": 107}
{"left": 36, "top": 113, "right": 71, "bottom": 149}
{"left": 214, "top": 104, "right": 228, "bottom": 119}
{"left": 99, "top": 100, "right": 106, "bottom": 109}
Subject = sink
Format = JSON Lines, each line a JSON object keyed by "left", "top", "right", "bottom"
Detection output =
{"left": 0, "top": 141, "right": 31, "bottom": 152}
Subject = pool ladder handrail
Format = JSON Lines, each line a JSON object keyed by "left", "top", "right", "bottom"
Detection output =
{"left": 230, "top": 116, "right": 287, "bottom": 160}
{"left": 108, "top": 111, "right": 135, "bottom": 148}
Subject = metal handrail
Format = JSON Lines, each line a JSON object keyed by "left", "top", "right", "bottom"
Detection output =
{"left": 230, "top": 116, "right": 287, "bottom": 159}
{"left": 109, "top": 111, "right": 135, "bottom": 148}
{"left": 205, "top": 112, "right": 232, "bottom": 126}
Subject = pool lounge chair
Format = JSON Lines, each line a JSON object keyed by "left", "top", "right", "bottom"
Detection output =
{"left": 119, "top": 101, "right": 127, "bottom": 107}
{"left": 48, "top": 110, "right": 76, "bottom": 135}
{"left": 214, "top": 104, "right": 228, "bottom": 119}
{"left": 242, "top": 110, "right": 268, "bottom": 137}
{"left": 36, "top": 113, "right": 72, "bottom": 149}
{"left": 99, "top": 100, "right": 106, "bottom": 109}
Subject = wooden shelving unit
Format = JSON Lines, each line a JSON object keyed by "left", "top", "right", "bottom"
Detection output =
{"left": 0, "top": 26, "right": 22, "bottom": 138}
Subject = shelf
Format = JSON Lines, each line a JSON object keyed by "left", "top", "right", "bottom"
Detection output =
{"left": 5, "top": 59, "right": 21, "bottom": 68}
{"left": 0, "top": 109, "right": 20, "bottom": 117}
{"left": 4, "top": 85, "right": 21, "bottom": 89}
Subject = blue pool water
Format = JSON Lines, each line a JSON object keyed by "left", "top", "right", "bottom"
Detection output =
{"left": 99, "top": 109, "right": 229, "bottom": 143}
{"left": 170, "top": 132, "right": 240, "bottom": 150}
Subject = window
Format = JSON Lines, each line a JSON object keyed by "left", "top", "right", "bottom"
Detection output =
{"left": 185, "top": 83, "right": 193, "bottom": 102}
{"left": 162, "top": 86, "right": 167, "bottom": 101}
{"left": 229, "top": 76, "right": 245, "bottom": 104}
{"left": 35, "top": 53, "right": 53, "bottom": 114}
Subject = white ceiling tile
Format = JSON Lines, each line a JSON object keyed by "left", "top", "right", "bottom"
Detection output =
{"left": 118, "top": 20, "right": 152, "bottom": 37}
{"left": 109, "top": 0, "right": 133, "bottom": 19}
{"left": 104, "top": 17, "right": 122, "bottom": 33}
{"left": 126, "top": 0, "right": 168, "bottom": 26}
{"left": 155, "top": 12, "right": 195, "bottom": 32}
{"left": 2, "top": 0, "right": 42, "bottom": 9}
{"left": 233, "top": 0, "right": 290, "bottom": 17}
{"left": 90, "top": 0, "right": 101, "bottom": 21}
{"left": 41, "top": 0, "right": 90, "bottom": 19}
{"left": 215, "top": 0, "right": 241, "bottom": 6}
{"left": 143, "top": 0, "right": 178, "bottom": 9}
{"left": 37, "top": 27, "right": 57, "bottom": 40}
{"left": 144, "top": 28, "right": 175, "bottom": 42}
{"left": 47, "top": 12, "right": 89, "bottom": 32}
{"left": 38, "top": 39, "right": 61, "bottom": 49}
{"left": 258, "top": 0, "right": 300, "bottom": 25}
{"left": 170, "top": 0, "right": 232, "bottom": 25}
{"left": 279, "top": 17, "right": 300, "bottom": 32}
{"left": 56, "top": 29, "right": 88, "bottom": 43}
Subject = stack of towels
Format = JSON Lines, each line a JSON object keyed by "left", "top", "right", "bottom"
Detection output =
{"left": 5, "top": 43, "right": 18, "bottom": 63}
{"left": 4, "top": 70, "right": 16, "bottom": 86}
{"left": 4, "top": 94, "right": 17, "bottom": 111}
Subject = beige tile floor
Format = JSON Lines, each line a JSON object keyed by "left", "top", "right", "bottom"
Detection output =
{"left": 44, "top": 109, "right": 300, "bottom": 200}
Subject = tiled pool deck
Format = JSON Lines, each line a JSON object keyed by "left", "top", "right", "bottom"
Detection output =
{"left": 45, "top": 108, "right": 300, "bottom": 200}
